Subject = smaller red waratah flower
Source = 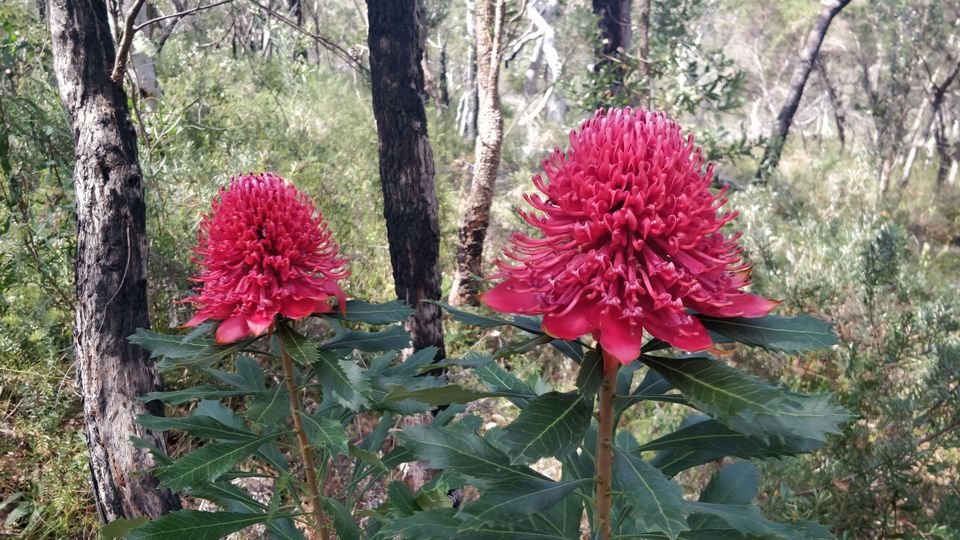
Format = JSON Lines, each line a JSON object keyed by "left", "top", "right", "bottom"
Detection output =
{"left": 184, "top": 173, "right": 350, "bottom": 344}
{"left": 482, "top": 108, "right": 778, "bottom": 367}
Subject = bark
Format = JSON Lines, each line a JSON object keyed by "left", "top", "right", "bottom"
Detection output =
{"left": 815, "top": 57, "right": 845, "bottom": 148}
{"left": 756, "top": 0, "right": 852, "bottom": 181}
{"left": 449, "top": 0, "right": 504, "bottom": 306}
{"left": 367, "top": 0, "right": 446, "bottom": 356}
{"left": 457, "top": 0, "right": 479, "bottom": 139}
{"left": 47, "top": 0, "right": 179, "bottom": 522}
{"left": 592, "top": 0, "right": 632, "bottom": 100}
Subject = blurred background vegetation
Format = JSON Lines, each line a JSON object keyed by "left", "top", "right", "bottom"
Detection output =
{"left": 1, "top": 0, "right": 958, "bottom": 537}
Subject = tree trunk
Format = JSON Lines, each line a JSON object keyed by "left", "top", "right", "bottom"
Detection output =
{"left": 592, "top": 0, "right": 632, "bottom": 100}
{"left": 635, "top": 0, "right": 650, "bottom": 106}
{"left": 108, "top": 0, "right": 162, "bottom": 109}
{"left": 47, "top": 0, "right": 179, "bottom": 522}
{"left": 815, "top": 57, "right": 845, "bottom": 148}
{"left": 755, "top": 0, "right": 852, "bottom": 181}
{"left": 367, "top": 0, "right": 446, "bottom": 356}
{"left": 449, "top": 0, "right": 504, "bottom": 307}
{"left": 899, "top": 60, "right": 960, "bottom": 190}
{"left": 457, "top": 0, "right": 479, "bottom": 139}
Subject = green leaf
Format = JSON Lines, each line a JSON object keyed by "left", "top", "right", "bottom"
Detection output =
{"left": 387, "top": 481, "right": 420, "bottom": 517}
{"left": 129, "top": 328, "right": 212, "bottom": 359}
{"left": 379, "top": 508, "right": 461, "bottom": 539}
{"left": 277, "top": 325, "right": 318, "bottom": 364}
{"left": 684, "top": 503, "right": 829, "bottom": 539}
{"left": 503, "top": 392, "right": 592, "bottom": 464}
{"left": 100, "top": 516, "right": 148, "bottom": 539}
{"left": 382, "top": 384, "right": 517, "bottom": 406}
{"left": 136, "top": 413, "right": 257, "bottom": 442}
{"left": 642, "top": 355, "right": 850, "bottom": 447}
{"left": 244, "top": 384, "right": 291, "bottom": 425}
{"left": 613, "top": 448, "right": 690, "bottom": 540}
{"left": 400, "top": 424, "right": 548, "bottom": 486}
{"left": 696, "top": 314, "right": 838, "bottom": 353}
{"left": 323, "top": 324, "right": 411, "bottom": 352}
{"left": 299, "top": 412, "right": 348, "bottom": 456}
{"left": 474, "top": 362, "right": 537, "bottom": 408}
{"left": 433, "top": 301, "right": 514, "bottom": 328}
{"left": 125, "top": 511, "right": 271, "bottom": 540}
{"left": 156, "top": 337, "right": 257, "bottom": 371}
{"left": 140, "top": 385, "right": 258, "bottom": 405}
{"left": 349, "top": 444, "right": 388, "bottom": 473}
{"left": 155, "top": 435, "right": 276, "bottom": 491}
{"left": 327, "top": 299, "right": 415, "bottom": 324}
{"left": 429, "top": 351, "right": 495, "bottom": 371}
{"left": 637, "top": 417, "right": 812, "bottom": 464}
{"left": 698, "top": 461, "right": 759, "bottom": 505}
{"left": 460, "top": 477, "right": 589, "bottom": 526}
{"left": 575, "top": 349, "right": 604, "bottom": 398}
{"left": 322, "top": 497, "right": 360, "bottom": 540}
{"left": 313, "top": 351, "right": 371, "bottom": 410}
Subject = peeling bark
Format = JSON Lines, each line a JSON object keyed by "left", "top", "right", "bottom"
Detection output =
{"left": 449, "top": 0, "right": 504, "bottom": 306}
{"left": 47, "top": 0, "right": 179, "bottom": 522}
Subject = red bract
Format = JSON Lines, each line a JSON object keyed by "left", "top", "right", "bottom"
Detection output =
{"left": 482, "top": 108, "right": 778, "bottom": 366}
{"left": 184, "top": 173, "right": 349, "bottom": 344}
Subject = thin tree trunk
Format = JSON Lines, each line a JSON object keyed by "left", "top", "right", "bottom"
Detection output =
{"left": 457, "top": 0, "right": 479, "bottom": 139}
{"left": 47, "top": 0, "right": 179, "bottom": 522}
{"left": 367, "top": 0, "right": 446, "bottom": 356}
{"left": 899, "top": 60, "right": 960, "bottom": 189}
{"left": 815, "top": 56, "right": 845, "bottom": 148}
{"left": 449, "top": 0, "right": 504, "bottom": 307}
{"left": 755, "top": 0, "right": 852, "bottom": 181}
{"left": 592, "top": 0, "right": 632, "bottom": 101}
{"left": 635, "top": 0, "right": 650, "bottom": 106}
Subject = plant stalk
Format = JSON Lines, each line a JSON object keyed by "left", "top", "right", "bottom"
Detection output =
{"left": 595, "top": 355, "right": 619, "bottom": 540}
{"left": 280, "top": 341, "right": 331, "bottom": 540}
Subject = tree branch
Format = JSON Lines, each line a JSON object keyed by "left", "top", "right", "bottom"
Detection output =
{"left": 110, "top": 0, "right": 148, "bottom": 84}
{"left": 134, "top": 0, "right": 235, "bottom": 32}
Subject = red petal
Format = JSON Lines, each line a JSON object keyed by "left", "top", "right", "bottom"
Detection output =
{"left": 596, "top": 310, "right": 643, "bottom": 364}
{"left": 644, "top": 315, "right": 712, "bottom": 352}
{"left": 280, "top": 296, "right": 331, "bottom": 320}
{"left": 215, "top": 316, "right": 251, "bottom": 344}
{"left": 542, "top": 302, "right": 595, "bottom": 340}
{"left": 693, "top": 293, "right": 780, "bottom": 318}
{"left": 246, "top": 312, "right": 275, "bottom": 335}
{"left": 480, "top": 280, "right": 543, "bottom": 314}
{"left": 182, "top": 312, "right": 210, "bottom": 328}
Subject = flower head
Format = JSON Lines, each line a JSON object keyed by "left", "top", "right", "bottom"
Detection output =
{"left": 184, "top": 173, "right": 349, "bottom": 344}
{"left": 482, "top": 108, "right": 777, "bottom": 365}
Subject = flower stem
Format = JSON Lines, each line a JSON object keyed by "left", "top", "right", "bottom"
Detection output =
{"left": 279, "top": 341, "right": 331, "bottom": 540}
{"left": 595, "top": 356, "right": 619, "bottom": 540}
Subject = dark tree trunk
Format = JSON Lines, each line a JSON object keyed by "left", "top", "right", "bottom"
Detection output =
{"left": 449, "top": 0, "right": 504, "bottom": 306}
{"left": 47, "top": 0, "right": 179, "bottom": 523}
{"left": 367, "top": 0, "right": 446, "bottom": 357}
{"left": 592, "top": 0, "right": 632, "bottom": 100}
{"left": 755, "top": 0, "right": 852, "bottom": 181}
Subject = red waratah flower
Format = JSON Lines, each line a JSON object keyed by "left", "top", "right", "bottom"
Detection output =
{"left": 482, "top": 108, "right": 778, "bottom": 366}
{"left": 184, "top": 173, "right": 350, "bottom": 344}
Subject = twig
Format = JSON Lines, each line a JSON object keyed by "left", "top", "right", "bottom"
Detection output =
{"left": 245, "top": 0, "right": 368, "bottom": 79}
{"left": 134, "top": 0, "right": 235, "bottom": 32}
{"left": 917, "top": 418, "right": 960, "bottom": 447}
{"left": 111, "top": 0, "right": 148, "bottom": 84}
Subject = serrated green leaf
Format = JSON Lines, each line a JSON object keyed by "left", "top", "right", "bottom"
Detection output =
{"left": 299, "top": 412, "right": 348, "bottom": 456}
{"left": 379, "top": 508, "right": 461, "bottom": 539}
{"left": 637, "top": 418, "right": 813, "bottom": 462}
{"left": 697, "top": 314, "right": 838, "bottom": 353}
{"left": 474, "top": 362, "right": 537, "bottom": 408}
{"left": 101, "top": 516, "right": 148, "bottom": 538}
{"left": 322, "top": 497, "right": 360, "bottom": 540}
{"left": 244, "top": 383, "right": 290, "bottom": 425}
{"left": 698, "top": 461, "right": 759, "bottom": 505}
{"left": 382, "top": 384, "right": 520, "bottom": 406}
{"left": 613, "top": 448, "right": 690, "bottom": 540}
{"left": 349, "top": 444, "right": 388, "bottom": 473}
{"left": 642, "top": 355, "right": 850, "bottom": 446}
{"left": 327, "top": 299, "right": 415, "bottom": 324}
{"left": 433, "top": 301, "right": 514, "bottom": 328}
{"left": 387, "top": 481, "right": 420, "bottom": 517}
{"left": 400, "top": 424, "right": 548, "bottom": 486}
{"left": 277, "top": 325, "right": 318, "bottom": 364}
{"left": 684, "top": 502, "right": 828, "bottom": 540}
{"left": 461, "top": 477, "right": 589, "bottom": 526}
{"left": 137, "top": 413, "right": 257, "bottom": 442}
{"left": 155, "top": 434, "right": 276, "bottom": 491}
{"left": 313, "top": 350, "right": 371, "bottom": 410}
{"left": 429, "top": 351, "right": 495, "bottom": 371}
{"left": 503, "top": 392, "right": 592, "bottom": 465}
{"left": 576, "top": 349, "right": 604, "bottom": 398}
{"left": 156, "top": 337, "right": 257, "bottom": 371}
{"left": 125, "top": 510, "right": 270, "bottom": 540}
{"left": 129, "top": 328, "right": 212, "bottom": 359}
{"left": 140, "top": 385, "right": 258, "bottom": 405}
{"left": 323, "top": 324, "right": 411, "bottom": 351}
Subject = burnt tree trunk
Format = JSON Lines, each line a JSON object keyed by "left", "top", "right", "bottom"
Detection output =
{"left": 47, "top": 0, "right": 179, "bottom": 523}
{"left": 592, "top": 0, "right": 632, "bottom": 101}
{"left": 755, "top": 0, "right": 852, "bottom": 181}
{"left": 449, "top": 0, "right": 504, "bottom": 306}
{"left": 367, "top": 0, "right": 446, "bottom": 356}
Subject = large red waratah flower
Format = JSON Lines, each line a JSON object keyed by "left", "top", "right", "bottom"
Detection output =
{"left": 481, "top": 108, "right": 778, "bottom": 366}
{"left": 184, "top": 173, "right": 350, "bottom": 344}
